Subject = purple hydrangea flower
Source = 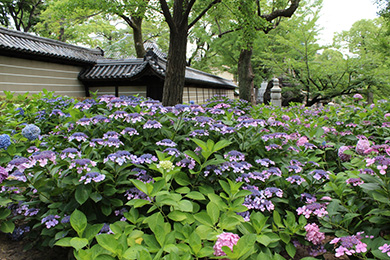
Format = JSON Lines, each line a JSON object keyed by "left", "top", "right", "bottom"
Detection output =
{"left": 297, "top": 202, "right": 328, "bottom": 218}
{"left": 91, "top": 115, "right": 110, "bottom": 124}
{"left": 60, "top": 148, "right": 81, "bottom": 160}
{"left": 163, "top": 148, "right": 181, "bottom": 157}
{"left": 136, "top": 154, "right": 158, "bottom": 164}
{"left": 120, "top": 127, "right": 139, "bottom": 136}
{"left": 125, "top": 113, "right": 144, "bottom": 124}
{"left": 79, "top": 172, "right": 106, "bottom": 184}
{"left": 256, "top": 158, "right": 275, "bottom": 167}
{"left": 104, "top": 151, "right": 137, "bottom": 165}
{"left": 89, "top": 138, "right": 105, "bottom": 147}
{"left": 156, "top": 139, "right": 177, "bottom": 147}
{"left": 69, "top": 159, "right": 97, "bottom": 173}
{"left": 143, "top": 120, "right": 162, "bottom": 129}
{"left": 189, "top": 129, "right": 209, "bottom": 137}
{"left": 61, "top": 215, "right": 70, "bottom": 224}
{"left": 286, "top": 175, "right": 306, "bottom": 185}
{"left": 346, "top": 178, "right": 364, "bottom": 186}
{"left": 330, "top": 232, "right": 368, "bottom": 257}
{"left": 22, "top": 124, "right": 41, "bottom": 141}
{"left": 125, "top": 187, "right": 151, "bottom": 201}
{"left": 41, "top": 215, "right": 60, "bottom": 229}
{"left": 30, "top": 151, "right": 56, "bottom": 167}
{"left": 109, "top": 110, "right": 128, "bottom": 120}
{"left": 0, "top": 167, "right": 8, "bottom": 183}
{"left": 76, "top": 117, "right": 91, "bottom": 126}
{"left": 221, "top": 161, "right": 252, "bottom": 174}
{"left": 99, "top": 223, "right": 114, "bottom": 234}
{"left": 5, "top": 157, "right": 34, "bottom": 173}
{"left": 103, "top": 131, "right": 120, "bottom": 139}
{"left": 176, "top": 156, "right": 196, "bottom": 169}
{"left": 224, "top": 150, "right": 245, "bottom": 162}
{"left": 242, "top": 185, "right": 275, "bottom": 212}
{"left": 286, "top": 165, "right": 303, "bottom": 173}
{"left": 68, "top": 132, "right": 88, "bottom": 142}
{"left": 309, "top": 170, "right": 330, "bottom": 181}
{"left": 265, "top": 144, "right": 282, "bottom": 151}
{"left": 50, "top": 109, "right": 65, "bottom": 117}
{"left": 103, "top": 138, "right": 124, "bottom": 148}
{"left": 236, "top": 171, "right": 271, "bottom": 183}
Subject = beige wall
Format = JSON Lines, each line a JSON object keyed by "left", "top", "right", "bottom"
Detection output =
{"left": 0, "top": 56, "right": 85, "bottom": 97}
{"left": 88, "top": 86, "right": 147, "bottom": 97}
{"left": 182, "top": 86, "right": 235, "bottom": 104}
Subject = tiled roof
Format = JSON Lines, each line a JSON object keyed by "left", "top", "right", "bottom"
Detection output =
{"left": 80, "top": 53, "right": 236, "bottom": 89}
{"left": 0, "top": 27, "right": 103, "bottom": 64}
{"left": 143, "top": 41, "right": 167, "bottom": 59}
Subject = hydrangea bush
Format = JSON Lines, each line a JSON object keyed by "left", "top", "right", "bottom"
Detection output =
{"left": 0, "top": 91, "right": 389, "bottom": 259}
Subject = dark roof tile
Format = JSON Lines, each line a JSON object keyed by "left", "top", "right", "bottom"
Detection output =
{"left": 79, "top": 54, "right": 237, "bottom": 89}
{"left": 0, "top": 27, "right": 103, "bottom": 64}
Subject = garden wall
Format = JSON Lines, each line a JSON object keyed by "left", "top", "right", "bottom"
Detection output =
{"left": 87, "top": 85, "right": 147, "bottom": 97}
{"left": 0, "top": 56, "right": 85, "bottom": 97}
{"left": 182, "top": 86, "right": 235, "bottom": 104}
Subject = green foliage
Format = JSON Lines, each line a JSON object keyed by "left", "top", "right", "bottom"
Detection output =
{"left": 1, "top": 91, "right": 390, "bottom": 259}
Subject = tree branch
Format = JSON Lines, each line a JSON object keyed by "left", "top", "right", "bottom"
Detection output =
{"left": 188, "top": 0, "right": 221, "bottom": 30}
{"left": 118, "top": 14, "right": 136, "bottom": 29}
{"left": 257, "top": 0, "right": 261, "bottom": 16}
{"left": 159, "top": 0, "right": 175, "bottom": 31}
{"left": 261, "top": 0, "right": 301, "bottom": 22}
{"left": 184, "top": 0, "right": 197, "bottom": 24}
{"left": 218, "top": 27, "right": 241, "bottom": 37}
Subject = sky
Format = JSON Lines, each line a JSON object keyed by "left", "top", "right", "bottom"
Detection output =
{"left": 317, "top": 0, "right": 380, "bottom": 45}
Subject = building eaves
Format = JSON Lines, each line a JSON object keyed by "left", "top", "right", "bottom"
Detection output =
{"left": 0, "top": 27, "right": 104, "bottom": 65}
{"left": 79, "top": 51, "right": 237, "bottom": 89}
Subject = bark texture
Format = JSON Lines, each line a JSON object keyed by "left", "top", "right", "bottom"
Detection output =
{"left": 238, "top": 48, "right": 255, "bottom": 102}
{"left": 162, "top": 29, "right": 188, "bottom": 105}
{"left": 119, "top": 14, "right": 146, "bottom": 58}
{"left": 160, "top": 0, "right": 221, "bottom": 106}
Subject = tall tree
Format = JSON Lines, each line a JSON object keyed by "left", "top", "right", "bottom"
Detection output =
{"left": 159, "top": 0, "right": 222, "bottom": 106}
{"left": 0, "top": 0, "right": 45, "bottom": 32}
{"left": 234, "top": 0, "right": 301, "bottom": 103}
{"left": 334, "top": 18, "right": 390, "bottom": 103}
{"left": 260, "top": 8, "right": 390, "bottom": 106}
{"left": 36, "top": 0, "right": 152, "bottom": 58}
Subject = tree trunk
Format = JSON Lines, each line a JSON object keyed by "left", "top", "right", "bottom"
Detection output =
{"left": 133, "top": 17, "right": 145, "bottom": 58}
{"left": 238, "top": 48, "right": 255, "bottom": 103}
{"left": 162, "top": 29, "right": 188, "bottom": 106}
{"left": 367, "top": 86, "right": 374, "bottom": 104}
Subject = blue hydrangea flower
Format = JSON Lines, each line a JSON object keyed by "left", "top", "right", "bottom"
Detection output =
{"left": 0, "top": 134, "right": 11, "bottom": 149}
{"left": 21, "top": 124, "right": 41, "bottom": 141}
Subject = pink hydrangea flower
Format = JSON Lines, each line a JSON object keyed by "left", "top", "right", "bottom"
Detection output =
{"left": 379, "top": 243, "right": 390, "bottom": 257}
{"left": 296, "top": 136, "right": 308, "bottom": 146}
{"left": 213, "top": 232, "right": 240, "bottom": 257}
{"left": 353, "top": 94, "right": 363, "bottom": 100}
{"left": 305, "top": 223, "right": 325, "bottom": 245}
{"left": 356, "top": 139, "right": 370, "bottom": 155}
{"left": 338, "top": 146, "right": 351, "bottom": 162}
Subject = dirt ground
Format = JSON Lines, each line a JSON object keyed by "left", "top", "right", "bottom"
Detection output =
{"left": 0, "top": 232, "right": 70, "bottom": 260}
